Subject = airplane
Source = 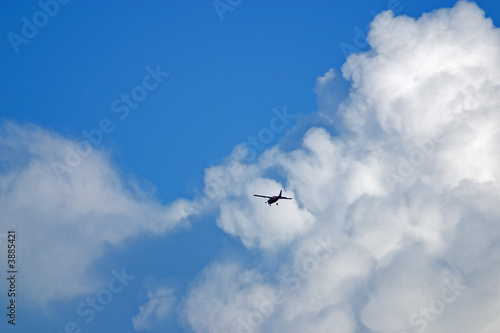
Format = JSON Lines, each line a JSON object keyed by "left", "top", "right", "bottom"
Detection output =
{"left": 253, "top": 190, "right": 292, "bottom": 206}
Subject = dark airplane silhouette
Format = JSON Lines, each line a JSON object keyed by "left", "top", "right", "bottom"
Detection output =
{"left": 254, "top": 190, "right": 292, "bottom": 206}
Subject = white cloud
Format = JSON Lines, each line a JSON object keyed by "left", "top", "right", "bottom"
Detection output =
{"left": 185, "top": 261, "right": 295, "bottom": 333}
{"left": 132, "top": 287, "right": 176, "bottom": 331}
{"left": 182, "top": 2, "right": 500, "bottom": 332}
{"left": 0, "top": 122, "right": 196, "bottom": 306}
{"left": 3, "top": 2, "right": 500, "bottom": 332}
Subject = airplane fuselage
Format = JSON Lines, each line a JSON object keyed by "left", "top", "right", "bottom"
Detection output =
{"left": 254, "top": 190, "right": 292, "bottom": 206}
{"left": 267, "top": 196, "right": 279, "bottom": 204}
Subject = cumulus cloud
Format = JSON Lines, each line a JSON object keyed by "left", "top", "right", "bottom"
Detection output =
{"left": 2, "top": 2, "right": 500, "bottom": 332}
{"left": 185, "top": 261, "right": 279, "bottom": 333}
{"left": 0, "top": 122, "right": 196, "bottom": 306}
{"left": 132, "top": 287, "right": 176, "bottom": 331}
{"left": 181, "top": 2, "right": 500, "bottom": 332}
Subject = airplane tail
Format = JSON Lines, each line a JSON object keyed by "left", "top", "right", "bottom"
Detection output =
{"left": 279, "top": 189, "right": 282, "bottom": 197}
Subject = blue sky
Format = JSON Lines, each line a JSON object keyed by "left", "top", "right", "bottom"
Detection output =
{"left": 1, "top": 1, "right": 500, "bottom": 333}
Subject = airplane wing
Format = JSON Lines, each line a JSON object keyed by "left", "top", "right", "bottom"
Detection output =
{"left": 254, "top": 194, "right": 272, "bottom": 199}
{"left": 280, "top": 197, "right": 292, "bottom": 200}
